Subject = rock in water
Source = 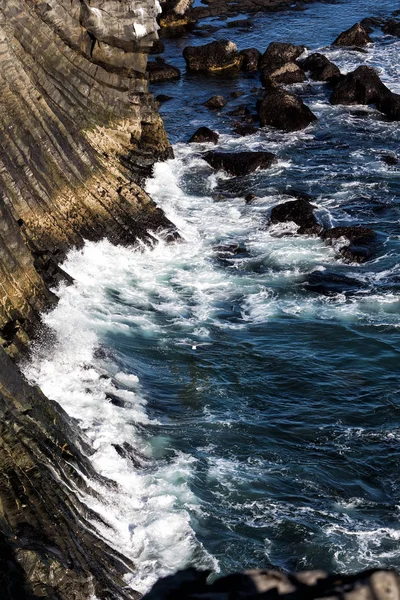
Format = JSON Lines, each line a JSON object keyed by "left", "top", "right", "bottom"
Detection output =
{"left": 203, "top": 151, "right": 277, "bottom": 176}
{"left": 260, "top": 42, "right": 306, "bottom": 85}
{"left": 240, "top": 48, "right": 261, "bottom": 71}
{"left": 269, "top": 198, "right": 322, "bottom": 234}
{"left": 183, "top": 40, "right": 242, "bottom": 71}
{"left": 147, "top": 61, "right": 181, "bottom": 82}
{"left": 333, "top": 23, "right": 372, "bottom": 46}
{"left": 204, "top": 95, "right": 227, "bottom": 108}
{"left": 322, "top": 226, "right": 376, "bottom": 262}
{"left": 258, "top": 88, "right": 317, "bottom": 131}
{"left": 301, "top": 53, "right": 341, "bottom": 82}
{"left": 188, "top": 127, "right": 219, "bottom": 143}
{"left": 330, "top": 66, "right": 400, "bottom": 120}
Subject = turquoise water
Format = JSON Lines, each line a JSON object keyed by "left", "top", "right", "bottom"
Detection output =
{"left": 23, "top": 0, "right": 400, "bottom": 594}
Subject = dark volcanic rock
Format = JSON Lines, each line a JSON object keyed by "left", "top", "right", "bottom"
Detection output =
{"left": 147, "top": 61, "right": 181, "bottom": 82}
{"left": 260, "top": 42, "right": 306, "bottom": 85}
{"left": 269, "top": 198, "right": 321, "bottom": 234}
{"left": 304, "top": 270, "right": 364, "bottom": 295}
{"left": 360, "top": 17, "right": 384, "bottom": 33}
{"left": 233, "top": 124, "right": 259, "bottom": 136}
{"left": 301, "top": 53, "right": 341, "bottom": 82}
{"left": 322, "top": 226, "right": 376, "bottom": 262}
{"left": 240, "top": 48, "right": 261, "bottom": 71}
{"left": 203, "top": 151, "right": 276, "bottom": 176}
{"left": 183, "top": 39, "right": 242, "bottom": 71}
{"left": 204, "top": 95, "right": 227, "bottom": 108}
{"left": 258, "top": 88, "right": 317, "bottom": 131}
{"left": 382, "top": 19, "right": 400, "bottom": 36}
{"left": 333, "top": 23, "right": 372, "bottom": 46}
{"left": 381, "top": 154, "right": 398, "bottom": 165}
{"left": 330, "top": 66, "right": 400, "bottom": 120}
{"left": 188, "top": 127, "right": 219, "bottom": 143}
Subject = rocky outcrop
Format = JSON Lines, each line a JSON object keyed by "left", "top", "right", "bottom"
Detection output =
{"left": 258, "top": 88, "right": 317, "bottom": 131}
{"left": 260, "top": 42, "right": 306, "bottom": 85}
{"left": 300, "top": 53, "right": 341, "bottom": 82}
{"left": 0, "top": 0, "right": 174, "bottom": 354}
{"left": 188, "top": 127, "right": 219, "bottom": 144}
{"left": 142, "top": 567, "right": 400, "bottom": 600}
{"left": 333, "top": 23, "right": 372, "bottom": 47}
{"left": 269, "top": 198, "right": 322, "bottom": 234}
{"left": 203, "top": 151, "right": 277, "bottom": 176}
{"left": 183, "top": 40, "right": 242, "bottom": 71}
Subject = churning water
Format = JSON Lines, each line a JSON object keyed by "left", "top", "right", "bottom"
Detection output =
{"left": 22, "top": 0, "right": 399, "bottom": 594}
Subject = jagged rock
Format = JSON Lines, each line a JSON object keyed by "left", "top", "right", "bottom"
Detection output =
{"left": 203, "top": 151, "right": 276, "bottom": 176}
{"left": 330, "top": 66, "right": 400, "bottom": 120}
{"left": 322, "top": 226, "right": 376, "bottom": 262}
{"left": 147, "top": 61, "right": 181, "bottom": 82}
{"left": 188, "top": 127, "right": 219, "bottom": 143}
{"left": 301, "top": 53, "right": 341, "bottom": 82}
{"left": 183, "top": 40, "right": 242, "bottom": 71}
{"left": 260, "top": 42, "right": 306, "bottom": 85}
{"left": 204, "top": 95, "right": 227, "bottom": 108}
{"left": 240, "top": 48, "right": 261, "bottom": 71}
{"left": 333, "top": 23, "right": 372, "bottom": 46}
{"left": 142, "top": 568, "right": 400, "bottom": 600}
{"left": 269, "top": 198, "right": 321, "bottom": 234}
{"left": 382, "top": 18, "right": 400, "bottom": 36}
{"left": 360, "top": 17, "right": 384, "bottom": 33}
{"left": 159, "top": 0, "right": 196, "bottom": 27}
{"left": 258, "top": 88, "right": 317, "bottom": 131}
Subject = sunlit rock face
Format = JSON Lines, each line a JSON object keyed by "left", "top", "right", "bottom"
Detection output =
{"left": 0, "top": 0, "right": 172, "bottom": 354}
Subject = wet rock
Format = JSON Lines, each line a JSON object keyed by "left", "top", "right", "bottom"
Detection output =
{"left": 159, "top": 0, "right": 196, "bottom": 27}
{"left": 156, "top": 94, "right": 174, "bottom": 103}
{"left": 360, "top": 17, "right": 384, "bottom": 33}
{"left": 228, "top": 105, "right": 252, "bottom": 117}
{"left": 230, "top": 90, "right": 245, "bottom": 98}
{"left": 260, "top": 42, "right": 306, "bottom": 85}
{"left": 226, "top": 18, "right": 253, "bottom": 29}
{"left": 149, "top": 39, "right": 166, "bottom": 54}
{"left": 204, "top": 95, "right": 227, "bottom": 108}
{"left": 240, "top": 48, "right": 261, "bottom": 72}
{"left": 304, "top": 270, "right": 364, "bottom": 295}
{"left": 213, "top": 243, "right": 247, "bottom": 255}
{"left": 203, "top": 151, "right": 276, "bottom": 176}
{"left": 147, "top": 61, "right": 181, "bottom": 82}
{"left": 381, "top": 153, "right": 398, "bottom": 165}
{"left": 245, "top": 193, "right": 256, "bottom": 204}
{"left": 322, "top": 226, "right": 376, "bottom": 262}
{"left": 188, "top": 127, "right": 219, "bottom": 144}
{"left": 258, "top": 88, "right": 317, "bottom": 132}
{"left": 330, "top": 66, "right": 400, "bottom": 120}
{"left": 382, "top": 18, "right": 400, "bottom": 36}
{"left": 301, "top": 53, "right": 341, "bottom": 82}
{"left": 333, "top": 23, "right": 372, "bottom": 47}
{"left": 269, "top": 198, "right": 321, "bottom": 235}
{"left": 183, "top": 39, "right": 242, "bottom": 71}
{"left": 232, "top": 124, "right": 259, "bottom": 136}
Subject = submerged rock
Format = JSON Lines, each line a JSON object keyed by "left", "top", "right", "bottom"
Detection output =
{"left": 147, "top": 61, "right": 181, "bottom": 82}
{"left": 269, "top": 198, "right": 322, "bottom": 235}
{"left": 203, "top": 151, "right": 276, "bottom": 176}
{"left": 301, "top": 53, "right": 341, "bottom": 82}
{"left": 381, "top": 153, "right": 398, "bottom": 165}
{"left": 204, "top": 95, "right": 227, "bottom": 108}
{"left": 322, "top": 226, "right": 376, "bottom": 262}
{"left": 304, "top": 270, "right": 364, "bottom": 295}
{"left": 188, "top": 127, "right": 219, "bottom": 143}
{"left": 333, "top": 23, "right": 372, "bottom": 47}
{"left": 330, "top": 66, "right": 400, "bottom": 120}
{"left": 258, "top": 88, "right": 317, "bottom": 131}
{"left": 183, "top": 40, "right": 242, "bottom": 71}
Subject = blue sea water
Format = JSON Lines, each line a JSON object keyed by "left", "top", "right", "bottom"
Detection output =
{"left": 23, "top": 0, "right": 399, "bottom": 594}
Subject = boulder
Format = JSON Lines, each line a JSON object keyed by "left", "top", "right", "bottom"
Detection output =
{"left": 149, "top": 39, "right": 165, "bottom": 54}
{"left": 333, "top": 23, "right": 372, "bottom": 46}
{"left": 382, "top": 19, "right": 400, "bottom": 36}
{"left": 240, "top": 48, "right": 261, "bottom": 72}
{"left": 260, "top": 42, "right": 306, "bottom": 85}
{"left": 232, "top": 124, "right": 259, "bottom": 136}
{"left": 258, "top": 88, "right": 317, "bottom": 132}
{"left": 183, "top": 40, "right": 242, "bottom": 71}
{"left": 159, "top": 0, "right": 195, "bottom": 27}
{"left": 204, "top": 95, "right": 227, "bottom": 108}
{"left": 381, "top": 154, "right": 398, "bottom": 166}
{"left": 304, "top": 270, "right": 364, "bottom": 295}
{"left": 322, "top": 226, "right": 376, "bottom": 262}
{"left": 188, "top": 127, "right": 219, "bottom": 143}
{"left": 147, "top": 61, "right": 181, "bottom": 82}
{"left": 203, "top": 151, "right": 276, "bottom": 176}
{"left": 269, "top": 198, "right": 321, "bottom": 234}
{"left": 360, "top": 17, "right": 384, "bottom": 33}
{"left": 301, "top": 53, "right": 341, "bottom": 82}
{"left": 330, "top": 66, "right": 400, "bottom": 120}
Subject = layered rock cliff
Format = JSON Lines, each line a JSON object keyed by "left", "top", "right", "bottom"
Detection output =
{"left": 0, "top": 1, "right": 175, "bottom": 597}
{"left": 0, "top": 0, "right": 173, "bottom": 356}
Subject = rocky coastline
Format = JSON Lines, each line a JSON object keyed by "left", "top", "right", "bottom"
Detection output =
{"left": 0, "top": 0, "right": 399, "bottom": 598}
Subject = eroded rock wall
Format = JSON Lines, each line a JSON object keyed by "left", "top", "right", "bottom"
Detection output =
{"left": 0, "top": 0, "right": 172, "bottom": 353}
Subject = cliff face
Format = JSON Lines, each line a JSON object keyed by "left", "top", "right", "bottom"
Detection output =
{"left": 0, "top": 0, "right": 173, "bottom": 355}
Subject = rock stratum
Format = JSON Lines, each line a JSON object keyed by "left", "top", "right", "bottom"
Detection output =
{"left": 0, "top": 1, "right": 174, "bottom": 597}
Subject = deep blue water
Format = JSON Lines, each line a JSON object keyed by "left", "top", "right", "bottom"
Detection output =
{"left": 23, "top": 0, "right": 400, "bottom": 593}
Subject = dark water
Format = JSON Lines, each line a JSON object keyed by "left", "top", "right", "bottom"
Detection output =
{"left": 24, "top": 0, "right": 400, "bottom": 593}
